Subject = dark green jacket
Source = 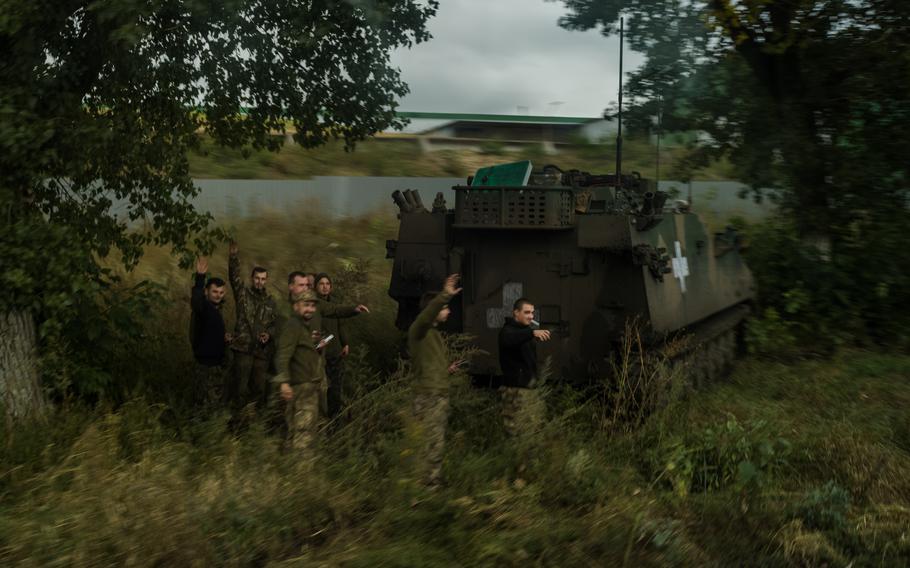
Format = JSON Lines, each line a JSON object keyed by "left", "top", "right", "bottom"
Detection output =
{"left": 318, "top": 294, "right": 350, "bottom": 359}
{"left": 273, "top": 315, "right": 323, "bottom": 385}
{"left": 276, "top": 295, "right": 359, "bottom": 337}
{"left": 407, "top": 292, "right": 452, "bottom": 394}
{"left": 228, "top": 252, "right": 278, "bottom": 359}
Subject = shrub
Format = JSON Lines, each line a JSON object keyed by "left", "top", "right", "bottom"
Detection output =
{"left": 745, "top": 307, "right": 798, "bottom": 358}
{"left": 651, "top": 414, "right": 791, "bottom": 498}
{"left": 794, "top": 481, "right": 851, "bottom": 531}
{"left": 744, "top": 214, "right": 910, "bottom": 351}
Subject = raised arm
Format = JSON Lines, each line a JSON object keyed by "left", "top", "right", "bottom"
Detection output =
{"left": 410, "top": 292, "right": 452, "bottom": 339}
{"left": 227, "top": 241, "right": 244, "bottom": 295}
{"left": 191, "top": 257, "right": 208, "bottom": 312}
{"left": 410, "top": 274, "right": 461, "bottom": 339}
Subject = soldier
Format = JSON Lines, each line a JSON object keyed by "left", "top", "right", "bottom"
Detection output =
{"left": 274, "top": 290, "right": 368, "bottom": 454}
{"left": 498, "top": 297, "right": 551, "bottom": 436}
{"left": 407, "top": 273, "right": 464, "bottom": 486}
{"left": 280, "top": 271, "right": 361, "bottom": 334}
{"left": 227, "top": 241, "right": 278, "bottom": 409}
{"left": 189, "top": 256, "right": 231, "bottom": 407}
{"left": 315, "top": 273, "right": 351, "bottom": 418}
{"left": 280, "top": 272, "right": 309, "bottom": 322}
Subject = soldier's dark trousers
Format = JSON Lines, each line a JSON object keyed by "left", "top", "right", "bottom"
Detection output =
{"left": 193, "top": 362, "right": 226, "bottom": 408}
{"left": 230, "top": 351, "right": 270, "bottom": 408}
{"left": 499, "top": 386, "right": 544, "bottom": 436}
{"left": 325, "top": 357, "right": 345, "bottom": 419}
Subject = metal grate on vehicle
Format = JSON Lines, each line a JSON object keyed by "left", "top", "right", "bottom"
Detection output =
{"left": 454, "top": 186, "right": 575, "bottom": 229}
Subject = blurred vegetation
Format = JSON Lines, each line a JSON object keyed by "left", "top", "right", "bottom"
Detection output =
{"left": 187, "top": 134, "right": 736, "bottom": 181}
{"left": 557, "top": 1, "right": 910, "bottom": 354}
{"left": 742, "top": 212, "right": 910, "bottom": 354}
{"left": 1, "top": 208, "right": 909, "bottom": 566}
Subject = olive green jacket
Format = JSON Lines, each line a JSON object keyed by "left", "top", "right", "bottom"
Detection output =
{"left": 274, "top": 298, "right": 361, "bottom": 381}
{"left": 273, "top": 315, "right": 324, "bottom": 385}
{"left": 407, "top": 292, "right": 452, "bottom": 394}
{"left": 276, "top": 295, "right": 360, "bottom": 336}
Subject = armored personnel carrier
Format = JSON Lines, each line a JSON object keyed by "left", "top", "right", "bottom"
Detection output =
{"left": 386, "top": 161, "right": 754, "bottom": 384}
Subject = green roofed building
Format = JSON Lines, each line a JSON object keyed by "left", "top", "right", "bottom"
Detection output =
{"left": 390, "top": 111, "right": 616, "bottom": 145}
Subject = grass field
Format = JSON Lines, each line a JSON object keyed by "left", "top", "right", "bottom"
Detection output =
{"left": 2, "top": 207, "right": 908, "bottom": 566}
{"left": 3, "top": 351, "right": 908, "bottom": 566}
{"left": 188, "top": 135, "right": 735, "bottom": 181}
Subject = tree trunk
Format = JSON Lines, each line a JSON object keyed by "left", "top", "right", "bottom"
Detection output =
{"left": 1, "top": 309, "right": 47, "bottom": 426}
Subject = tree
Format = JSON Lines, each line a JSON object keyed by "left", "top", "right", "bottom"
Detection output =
{"left": 555, "top": 0, "right": 910, "bottom": 345}
{"left": 0, "top": 0, "right": 438, "bottom": 422}
{"left": 556, "top": 0, "right": 909, "bottom": 230}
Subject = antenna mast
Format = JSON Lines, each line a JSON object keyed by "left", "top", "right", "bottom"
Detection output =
{"left": 655, "top": 93, "right": 661, "bottom": 188}
{"left": 614, "top": 17, "right": 624, "bottom": 190}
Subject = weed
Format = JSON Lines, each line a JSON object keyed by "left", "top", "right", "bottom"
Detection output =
{"left": 596, "top": 321, "right": 679, "bottom": 435}
{"left": 794, "top": 481, "right": 851, "bottom": 531}
{"left": 650, "top": 414, "right": 791, "bottom": 498}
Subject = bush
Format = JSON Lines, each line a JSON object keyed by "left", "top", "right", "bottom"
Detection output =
{"left": 744, "top": 214, "right": 910, "bottom": 351}
{"left": 745, "top": 307, "right": 798, "bottom": 358}
{"left": 651, "top": 414, "right": 791, "bottom": 498}
{"left": 794, "top": 481, "right": 851, "bottom": 531}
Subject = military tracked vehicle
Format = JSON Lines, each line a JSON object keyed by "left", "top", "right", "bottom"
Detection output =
{"left": 386, "top": 160, "right": 754, "bottom": 385}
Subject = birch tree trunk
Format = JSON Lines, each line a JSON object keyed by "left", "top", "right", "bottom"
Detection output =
{"left": 1, "top": 309, "right": 47, "bottom": 426}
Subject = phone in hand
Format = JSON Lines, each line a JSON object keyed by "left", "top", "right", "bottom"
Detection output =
{"left": 317, "top": 334, "right": 335, "bottom": 349}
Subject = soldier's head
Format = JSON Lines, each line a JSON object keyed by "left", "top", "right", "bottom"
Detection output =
{"left": 512, "top": 298, "right": 535, "bottom": 326}
{"left": 306, "top": 273, "right": 317, "bottom": 290}
{"left": 421, "top": 291, "right": 450, "bottom": 324}
{"left": 251, "top": 266, "right": 268, "bottom": 290}
{"left": 205, "top": 277, "right": 227, "bottom": 304}
{"left": 287, "top": 271, "right": 309, "bottom": 296}
{"left": 315, "top": 273, "right": 332, "bottom": 298}
{"left": 291, "top": 290, "right": 318, "bottom": 320}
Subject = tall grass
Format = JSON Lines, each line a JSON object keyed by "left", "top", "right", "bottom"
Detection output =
{"left": 187, "top": 135, "right": 735, "bottom": 181}
{"left": 2, "top": 208, "right": 910, "bottom": 566}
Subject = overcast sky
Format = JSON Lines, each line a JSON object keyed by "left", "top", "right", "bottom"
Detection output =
{"left": 390, "top": 0, "right": 644, "bottom": 118}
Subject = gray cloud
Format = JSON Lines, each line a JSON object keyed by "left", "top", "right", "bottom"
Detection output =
{"left": 391, "top": 0, "right": 644, "bottom": 117}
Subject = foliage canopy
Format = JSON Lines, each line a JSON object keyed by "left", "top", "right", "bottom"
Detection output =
{"left": 0, "top": 0, "right": 437, "bottom": 273}
{"left": 0, "top": 0, "right": 437, "bottom": 396}
{"left": 557, "top": 0, "right": 910, "bottom": 232}
{"left": 555, "top": 0, "right": 910, "bottom": 344}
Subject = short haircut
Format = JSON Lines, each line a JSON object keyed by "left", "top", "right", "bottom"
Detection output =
{"left": 315, "top": 272, "right": 331, "bottom": 286}
{"left": 287, "top": 271, "right": 307, "bottom": 284}
{"left": 206, "top": 277, "right": 226, "bottom": 289}
{"left": 251, "top": 266, "right": 268, "bottom": 277}
{"left": 420, "top": 291, "right": 441, "bottom": 310}
{"left": 513, "top": 297, "right": 533, "bottom": 312}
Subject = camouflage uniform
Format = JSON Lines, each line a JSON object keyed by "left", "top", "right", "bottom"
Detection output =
{"left": 409, "top": 392, "right": 450, "bottom": 485}
{"left": 273, "top": 291, "right": 360, "bottom": 454}
{"left": 499, "top": 386, "right": 545, "bottom": 437}
{"left": 285, "top": 381, "right": 324, "bottom": 452}
{"left": 228, "top": 252, "right": 278, "bottom": 408}
{"left": 406, "top": 291, "right": 453, "bottom": 485}
{"left": 273, "top": 292, "right": 326, "bottom": 455}
{"left": 193, "top": 362, "right": 226, "bottom": 407}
